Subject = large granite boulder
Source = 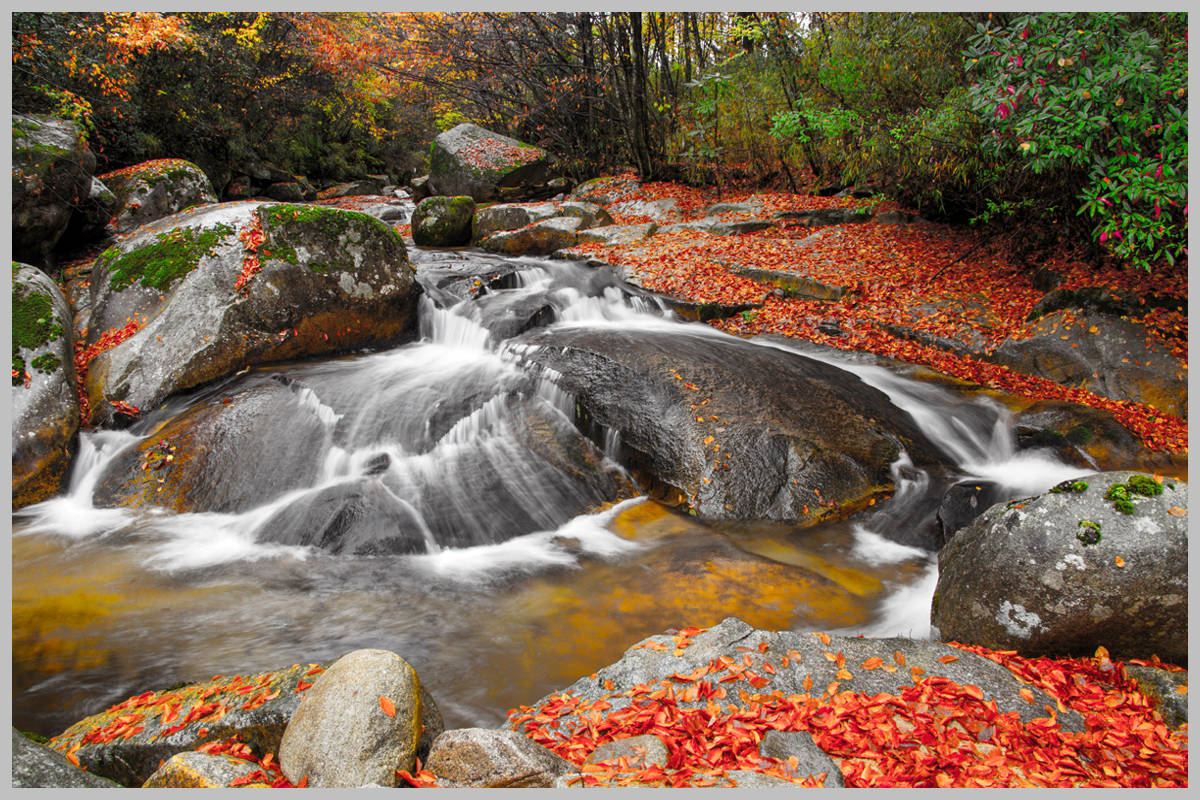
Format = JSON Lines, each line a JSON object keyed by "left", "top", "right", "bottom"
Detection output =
{"left": 46, "top": 662, "right": 321, "bottom": 787}
{"left": 12, "top": 114, "right": 96, "bottom": 265}
{"left": 472, "top": 201, "right": 611, "bottom": 243}
{"left": 513, "top": 325, "right": 945, "bottom": 536}
{"left": 932, "top": 471, "right": 1187, "bottom": 664}
{"left": 411, "top": 195, "right": 476, "bottom": 246}
{"left": 11, "top": 729, "right": 121, "bottom": 788}
{"left": 97, "top": 158, "right": 217, "bottom": 235}
{"left": 81, "top": 201, "right": 419, "bottom": 426}
{"left": 279, "top": 649, "right": 422, "bottom": 788}
{"left": 12, "top": 263, "right": 79, "bottom": 508}
{"left": 429, "top": 123, "right": 550, "bottom": 201}
{"left": 990, "top": 310, "right": 1186, "bottom": 419}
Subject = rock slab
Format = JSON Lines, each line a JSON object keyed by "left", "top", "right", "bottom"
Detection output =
{"left": 11, "top": 728, "right": 121, "bottom": 788}
{"left": 426, "top": 728, "right": 574, "bottom": 788}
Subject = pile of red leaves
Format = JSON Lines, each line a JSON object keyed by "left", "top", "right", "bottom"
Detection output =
{"left": 73, "top": 317, "right": 145, "bottom": 421}
{"left": 572, "top": 177, "right": 1187, "bottom": 454}
{"left": 507, "top": 633, "right": 1187, "bottom": 788}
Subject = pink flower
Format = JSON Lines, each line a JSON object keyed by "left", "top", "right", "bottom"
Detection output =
{"left": 1099, "top": 231, "right": 1107, "bottom": 243}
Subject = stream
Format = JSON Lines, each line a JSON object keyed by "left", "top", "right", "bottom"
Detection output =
{"left": 11, "top": 242, "right": 1087, "bottom": 738}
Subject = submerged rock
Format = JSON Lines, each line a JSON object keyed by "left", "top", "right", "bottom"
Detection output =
{"left": 932, "top": 471, "right": 1188, "bottom": 664}
{"left": 82, "top": 201, "right": 419, "bottom": 426}
{"left": 514, "top": 325, "right": 944, "bottom": 537}
{"left": 12, "top": 263, "right": 80, "bottom": 509}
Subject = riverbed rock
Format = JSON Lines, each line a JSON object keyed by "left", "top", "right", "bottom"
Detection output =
{"left": 759, "top": 730, "right": 845, "bottom": 787}
{"left": 12, "top": 729, "right": 121, "bottom": 788}
{"left": 1012, "top": 399, "right": 1185, "bottom": 475}
{"left": 82, "top": 201, "right": 418, "bottom": 426}
{"left": 12, "top": 114, "right": 97, "bottom": 265}
{"left": 142, "top": 752, "right": 268, "bottom": 788}
{"left": 660, "top": 218, "right": 774, "bottom": 236}
{"left": 514, "top": 325, "right": 945, "bottom": 536}
{"left": 412, "top": 195, "right": 476, "bottom": 246}
{"left": 12, "top": 263, "right": 80, "bottom": 509}
{"left": 519, "top": 617, "right": 1082, "bottom": 742}
{"left": 97, "top": 158, "right": 218, "bottom": 234}
{"left": 585, "top": 734, "right": 668, "bottom": 768}
{"left": 574, "top": 222, "right": 658, "bottom": 247}
{"left": 727, "top": 265, "right": 847, "bottom": 301}
{"left": 426, "top": 728, "right": 574, "bottom": 788}
{"left": 317, "top": 178, "right": 385, "bottom": 199}
{"left": 1123, "top": 665, "right": 1188, "bottom": 729}
{"left": 568, "top": 174, "right": 642, "bottom": 207}
{"left": 472, "top": 201, "right": 611, "bottom": 243}
{"left": 775, "top": 207, "right": 872, "bottom": 227}
{"left": 429, "top": 123, "right": 550, "bottom": 201}
{"left": 264, "top": 181, "right": 304, "bottom": 202}
{"left": 935, "top": 480, "right": 1006, "bottom": 549}
{"left": 931, "top": 471, "right": 1188, "bottom": 664}
{"left": 989, "top": 310, "right": 1186, "bottom": 419}
{"left": 608, "top": 197, "right": 684, "bottom": 224}
{"left": 481, "top": 216, "right": 584, "bottom": 256}
{"left": 279, "top": 649, "right": 422, "bottom": 788}
{"left": 64, "top": 176, "right": 120, "bottom": 242}
{"left": 47, "top": 662, "right": 320, "bottom": 787}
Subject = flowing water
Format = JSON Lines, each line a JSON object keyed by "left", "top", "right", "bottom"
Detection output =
{"left": 11, "top": 246, "right": 1089, "bottom": 737}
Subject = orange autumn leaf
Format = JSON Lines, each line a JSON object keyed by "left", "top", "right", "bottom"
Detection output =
{"left": 938, "top": 655, "right": 959, "bottom": 664}
{"left": 379, "top": 696, "right": 396, "bottom": 717}
{"left": 862, "top": 657, "right": 884, "bottom": 670}
{"left": 1114, "top": 556, "right": 1125, "bottom": 568}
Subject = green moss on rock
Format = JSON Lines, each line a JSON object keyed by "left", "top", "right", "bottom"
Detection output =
{"left": 103, "top": 223, "right": 235, "bottom": 292}
{"left": 12, "top": 283, "right": 64, "bottom": 384}
{"left": 260, "top": 204, "right": 402, "bottom": 274}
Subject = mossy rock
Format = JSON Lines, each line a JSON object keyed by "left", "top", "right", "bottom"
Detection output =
{"left": 12, "top": 263, "right": 79, "bottom": 508}
{"left": 11, "top": 114, "right": 97, "bottom": 265}
{"left": 412, "top": 196, "right": 476, "bottom": 247}
{"left": 97, "top": 158, "right": 218, "bottom": 234}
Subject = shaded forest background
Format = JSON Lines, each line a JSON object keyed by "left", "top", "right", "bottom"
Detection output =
{"left": 12, "top": 11, "right": 1187, "bottom": 270}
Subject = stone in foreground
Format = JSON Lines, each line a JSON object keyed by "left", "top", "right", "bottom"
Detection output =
{"left": 142, "top": 751, "right": 269, "bottom": 788}
{"left": 11, "top": 728, "right": 121, "bottom": 788}
{"left": 279, "top": 649, "right": 422, "bottom": 787}
{"left": 426, "top": 728, "right": 574, "bottom": 788}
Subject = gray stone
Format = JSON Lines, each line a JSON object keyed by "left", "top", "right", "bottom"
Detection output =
{"left": 317, "top": 178, "right": 385, "bottom": 199}
{"left": 481, "top": 216, "right": 583, "bottom": 256}
{"left": 142, "top": 751, "right": 268, "bottom": 788}
{"left": 98, "top": 158, "right": 218, "bottom": 234}
{"left": 703, "top": 200, "right": 763, "bottom": 217}
{"left": 608, "top": 197, "right": 684, "bottom": 224}
{"left": 586, "top": 734, "right": 668, "bottom": 768}
{"left": 429, "top": 123, "right": 550, "bottom": 201}
{"left": 426, "top": 728, "right": 574, "bottom": 788}
{"left": 279, "top": 649, "right": 423, "bottom": 788}
{"left": 264, "top": 181, "right": 305, "bottom": 202}
{"left": 12, "top": 263, "right": 79, "bottom": 509}
{"left": 11, "top": 729, "right": 121, "bottom": 788}
{"left": 759, "top": 730, "right": 844, "bottom": 787}
{"left": 82, "top": 201, "right": 418, "bottom": 427}
{"left": 774, "top": 207, "right": 872, "bottom": 227}
{"left": 990, "top": 310, "right": 1186, "bottom": 419}
{"left": 471, "top": 202, "right": 561, "bottom": 242}
{"left": 726, "top": 265, "right": 847, "bottom": 301}
{"left": 660, "top": 218, "right": 774, "bottom": 236}
{"left": 569, "top": 175, "right": 641, "bottom": 206}
{"left": 1124, "top": 665, "right": 1188, "bottom": 729}
{"left": 932, "top": 471, "right": 1187, "bottom": 664}
{"left": 11, "top": 114, "right": 97, "bottom": 265}
{"left": 574, "top": 222, "right": 658, "bottom": 247}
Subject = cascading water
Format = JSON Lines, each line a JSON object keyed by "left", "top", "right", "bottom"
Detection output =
{"left": 11, "top": 249, "right": 1090, "bottom": 738}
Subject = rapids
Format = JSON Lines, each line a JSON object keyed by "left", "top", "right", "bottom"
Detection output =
{"left": 11, "top": 244, "right": 1089, "bottom": 737}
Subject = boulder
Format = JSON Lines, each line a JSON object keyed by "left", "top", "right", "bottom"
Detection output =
{"left": 411, "top": 195, "right": 476, "bottom": 247}
{"left": 410, "top": 175, "right": 433, "bottom": 201}
{"left": 12, "top": 114, "right": 97, "bottom": 265}
{"left": 1013, "top": 399, "right": 1185, "bottom": 475}
{"left": 64, "top": 176, "right": 119, "bottom": 242}
{"left": 11, "top": 729, "right": 121, "bottom": 788}
{"left": 317, "top": 178, "right": 385, "bottom": 200}
{"left": 932, "top": 471, "right": 1187, "bottom": 664}
{"left": 97, "top": 158, "right": 218, "bottom": 234}
{"left": 426, "top": 728, "right": 574, "bottom": 788}
{"left": 513, "top": 325, "right": 944, "bottom": 534}
{"left": 935, "top": 480, "right": 1006, "bottom": 549}
{"left": 585, "top": 734, "right": 668, "bottom": 768}
{"left": 472, "top": 201, "right": 611, "bottom": 243}
{"left": 47, "top": 662, "right": 320, "bottom": 787}
{"left": 429, "top": 123, "right": 550, "bottom": 201}
{"left": 1123, "top": 665, "right": 1188, "bottom": 729}
{"left": 12, "top": 263, "right": 80, "bottom": 509}
{"left": 608, "top": 197, "right": 684, "bottom": 224}
{"left": 989, "top": 310, "right": 1186, "bottom": 419}
{"left": 661, "top": 218, "right": 774, "bottom": 236}
{"left": 704, "top": 200, "right": 764, "bottom": 218}
{"left": 574, "top": 222, "right": 658, "bottom": 247}
{"left": 1026, "top": 286, "right": 1185, "bottom": 323}
{"left": 759, "top": 730, "right": 845, "bottom": 787}
{"left": 279, "top": 649, "right": 423, "bottom": 788}
{"left": 481, "top": 216, "right": 583, "bottom": 256}
{"left": 414, "top": 260, "right": 523, "bottom": 307}
{"left": 264, "top": 181, "right": 304, "bottom": 202}
{"left": 142, "top": 752, "right": 268, "bottom": 788}
{"left": 519, "top": 617, "right": 1082, "bottom": 739}
{"left": 568, "top": 175, "right": 641, "bottom": 206}
{"left": 81, "top": 201, "right": 418, "bottom": 426}
{"left": 244, "top": 161, "right": 296, "bottom": 185}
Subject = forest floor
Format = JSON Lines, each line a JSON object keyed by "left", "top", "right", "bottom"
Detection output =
{"left": 563, "top": 174, "right": 1187, "bottom": 453}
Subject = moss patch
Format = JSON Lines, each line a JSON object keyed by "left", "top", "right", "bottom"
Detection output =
{"left": 261, "top": 204, "right": 399, "bottom": 274}
{"left": 102, "top": 223, "right": 235, "bottom": 292}
{"left": 12, "top": 281, "right": 64, "bottom": 384}
{"left": 1076, "top": 519, "right": 1102, "bottom": 545}
{"left": 1104, "top": 474, "right": 1164, "bottom": 514}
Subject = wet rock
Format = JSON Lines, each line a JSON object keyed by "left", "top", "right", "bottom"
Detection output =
{"left": 98, "top": 158, "right": 218, "bottom": 234}
{"left": 932, "top": 471, "right": 1187, "bottom": 664}
{"left": 12, "top": 264, "right": 80, "bottom": 509}
{"left": 426, "top": 728, "right": 574, "bottom": 788}
{"left": 989, "top": 310, "right": 1186, "bottom": 419}
{"left": 142, "top": 752, "right": 268, "bottom": 788}
{"left": 82, "top": 201, "right": 418, "bottom": 426}
{"left": 658, "top": 297, "right": 761, "bottom": 322}
{"left": 1124, "top": 665, "right": 1188, "bottom": 729}
{"left": 471, "top": 291, "right": 557, "bottom": 340}
{"left": 481, "top": 216, "right": 584, "bottom": 256}
{"left": 430, "top": 123, "right": 550, "bottom": 201}
{"left": 515, "top": 326, "right": 944, "bottom": 535}
{"left": 414, "top": 261, "right": 523, "bottom": 306}
{"left": 774, "top": 207, "right": 871, "bottom": 227}
{"left": 47, "top": 662, "right": 320, "bottom": 787}
{"left": 279, "top": 649, "right": 422, "bottom": 788}
{"left": 574, "top": 222, "right": 658, "bottom": 247}
{"left": 412, "top": 195, "right": 476, "bottom": 246}
{"left": 759, "top": 730, "right": 844, "bottom": 787}
{"left": 12, "top": 728, "right": 121, "bottom": 788}
{"left": 935, "top": 480, "right": 1006, "bottom": 549}
{"left": 1012, "top": 399, "right": 1185, "bottom": 475}
{"left": 586, "top": 734, "right": 668, "bottom": 767}
{"left": 523, "top": 617, "right": 1082, "bottom": 736}
{"left": 12, "top": 114, "right": 97, "bottom": 266}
